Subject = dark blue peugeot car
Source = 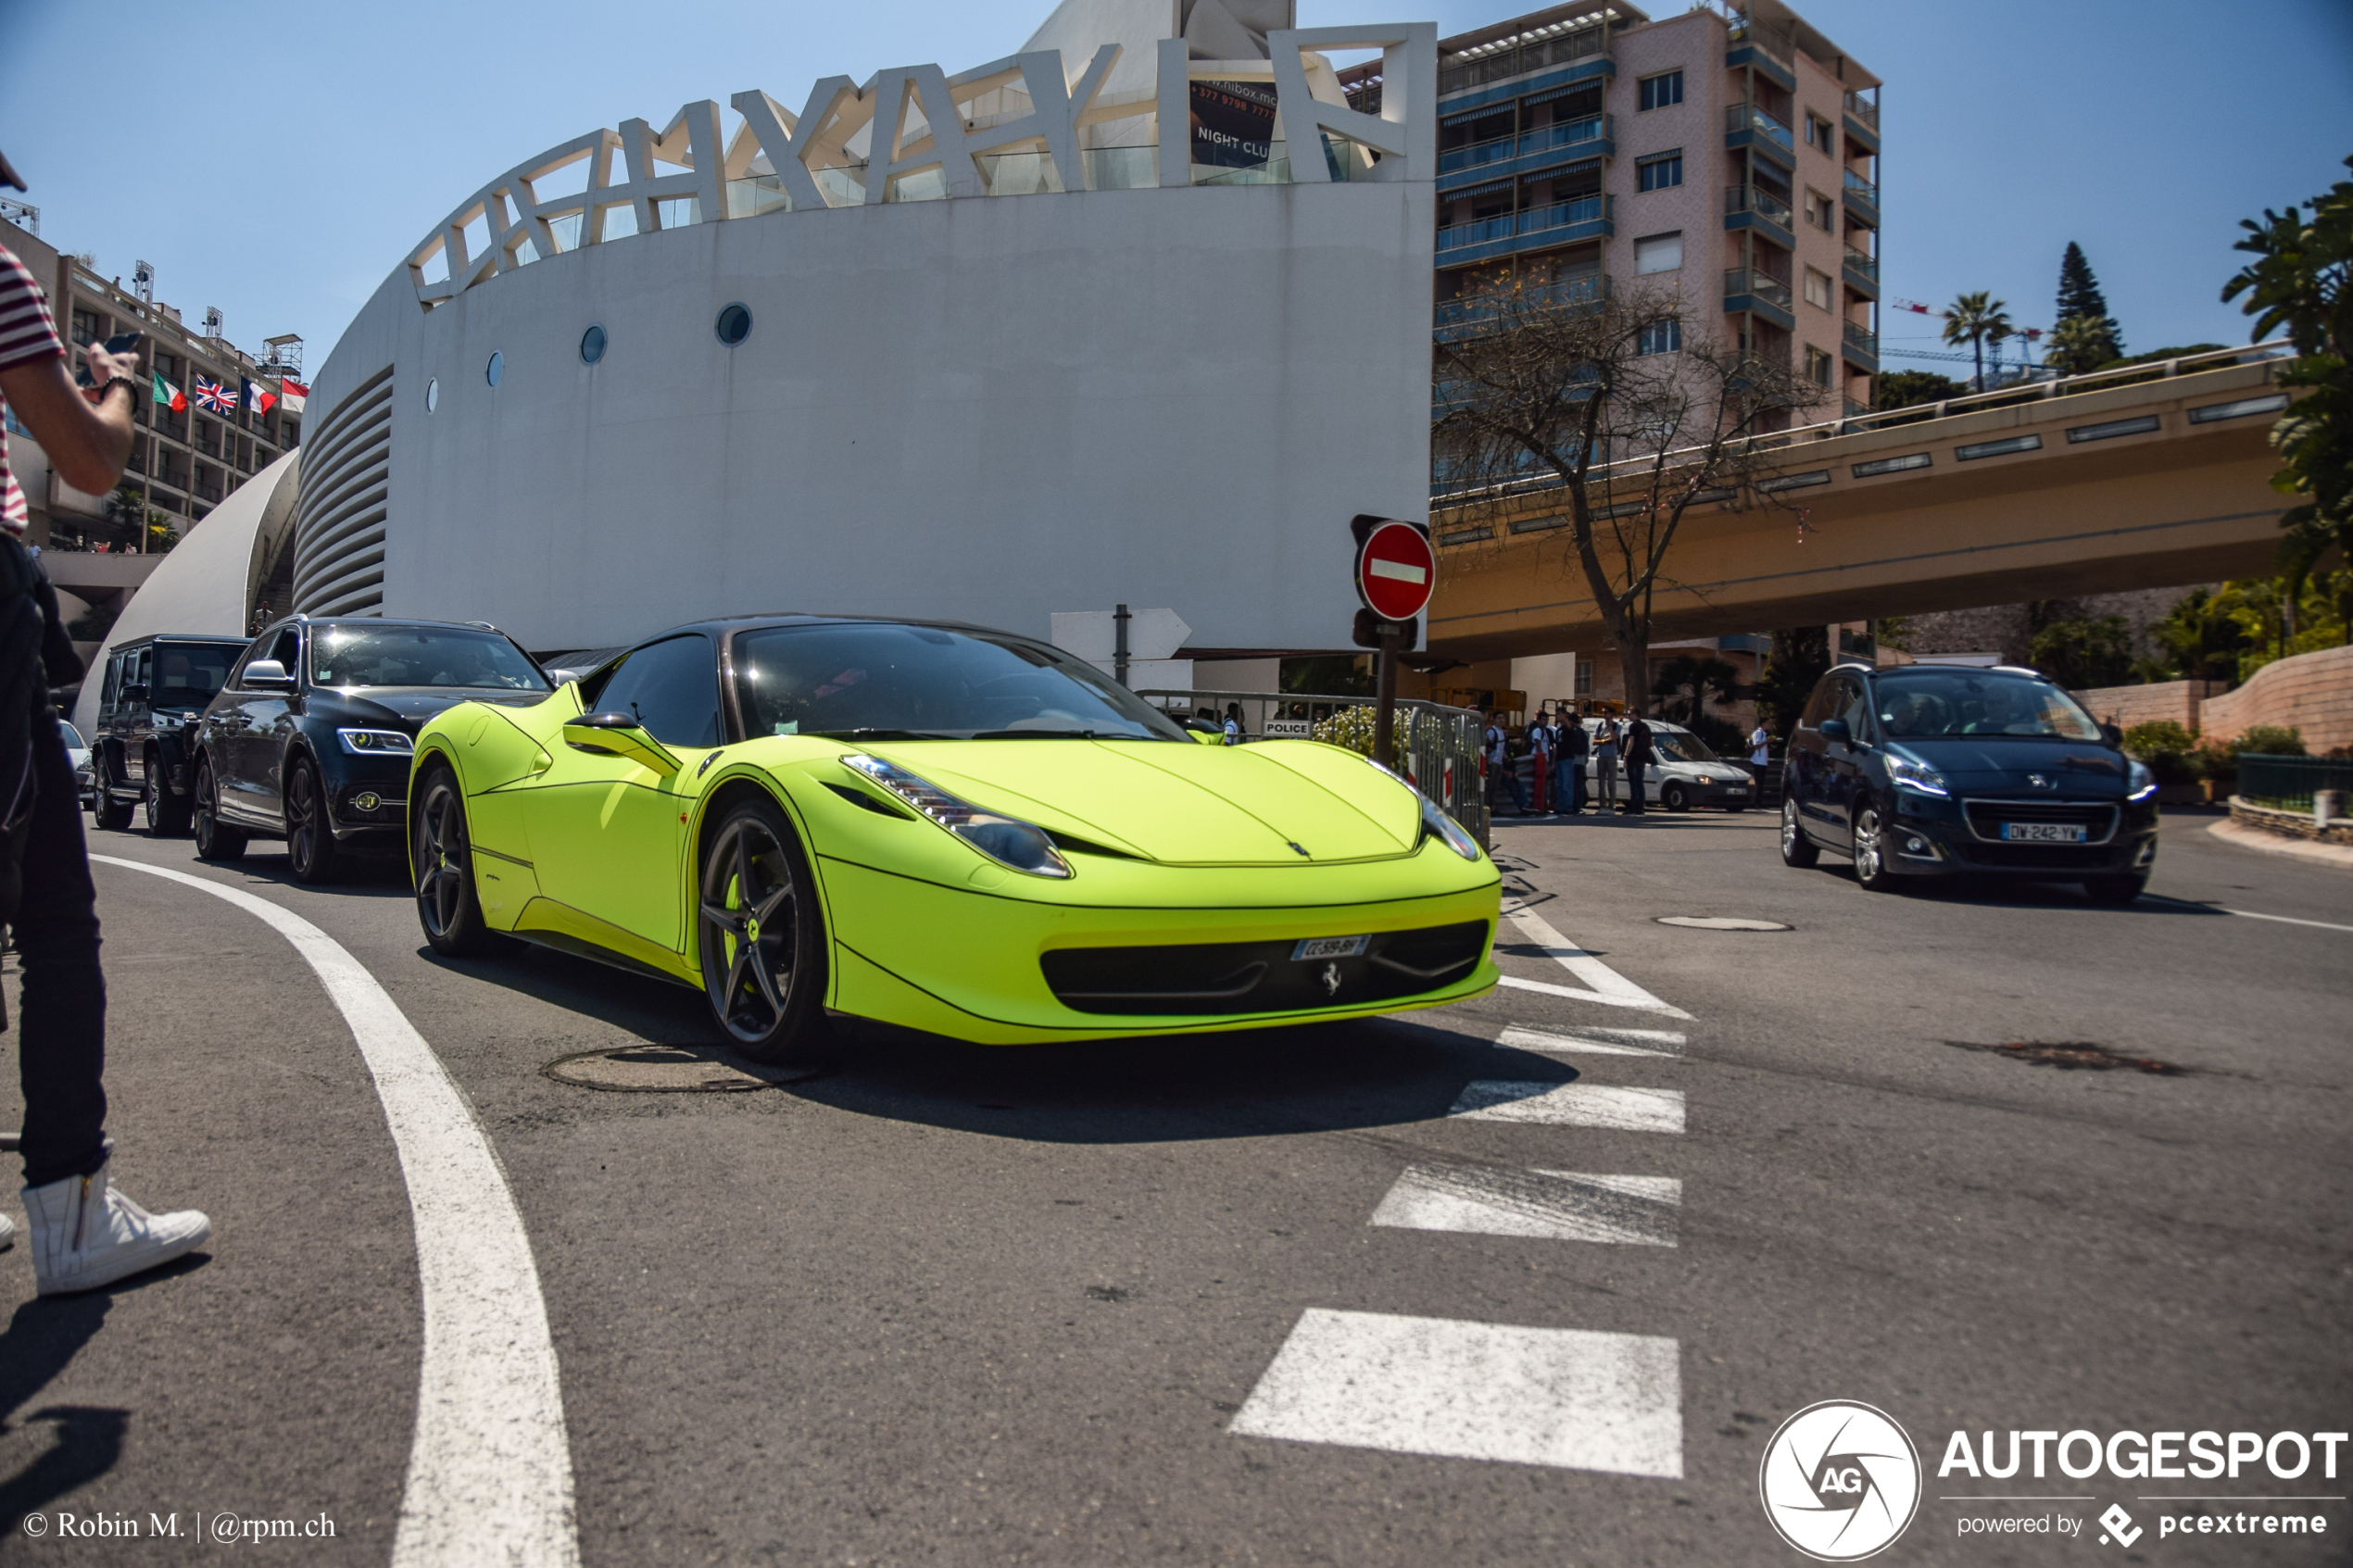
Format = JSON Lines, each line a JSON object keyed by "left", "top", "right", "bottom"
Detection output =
{"left": 1779, "top": 663, "right": 2159, "bottom": 901}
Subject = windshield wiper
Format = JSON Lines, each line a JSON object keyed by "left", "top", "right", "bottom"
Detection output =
{"left": 805, "top": 727, "right": 960, "bottom": 741}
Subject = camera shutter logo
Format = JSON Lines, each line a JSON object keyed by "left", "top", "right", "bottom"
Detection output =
{"left": 1758, "top": 1400, "right": 1922, "bottom": 1561}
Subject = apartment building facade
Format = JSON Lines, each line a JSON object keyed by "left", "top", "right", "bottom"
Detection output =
{"left": 1353, "top": 0, "right": 1880, "bottom": 419}
{"left": 2, "top": 211, "right": 302, "bottom": 552}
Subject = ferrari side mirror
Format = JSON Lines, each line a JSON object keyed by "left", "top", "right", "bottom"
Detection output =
{"left": 562, "top": 712, "right": 683, "bottom": 776}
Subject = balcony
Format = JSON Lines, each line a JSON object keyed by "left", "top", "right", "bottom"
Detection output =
{"left": 1438, "top": 115, "right": 1613, "bottom": 189}
{"left": 1841, "top": 243, "right": 1880, "bottom": 296}
{"left": 1841, "top": 319, "right": 1880, "bottom": 372}
{"left": 1724, "top": 102, "right": 1794, "bottom": 169}
{"left": 1842, "top": 89, "right": 1881, "bottom": 155}
{"left": 1438, "top": 194, "right": 1613, "bottom": 261}
{"left": 1724, "top": 267, "right": 1796, "bottom": 331}
{"left": 1434, "top": 273, "right": 1609, "bottom": 343}
{"left": 1723, "top": 183, "right": 1795, "bottom": 244}
{"left": 1724, "top": 19, "right": 1795, "bottom": 91}
{"left": 195, "top": 479, "right": 223, "bottom": 505}
{"left": 1439, "top": 24, "right": 1610, "bottom": 99}
{"left": 194, "top": 435, "right": 221, "bottom": 458}
{"left": 1842, "top": 169, "right": 1881, "bottom": 225}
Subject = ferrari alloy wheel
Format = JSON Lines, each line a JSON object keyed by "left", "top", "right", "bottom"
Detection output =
{"left": 193, "top": 759, "right": 246, "bottom": 862}
{"left": 1852, "top": 802, "right": 1898, "bottom": 893}
{"left": 698, "top": 797, "right": 833, "bottom": 1066}
{"left": 413, "top": 766, "right": 511, "bottom": 957}
{"left": 1779, "top": 792, "right": 1818, "bottom": 867}
{"left": 285, "top": 759, "right": 342, "bottom": 884}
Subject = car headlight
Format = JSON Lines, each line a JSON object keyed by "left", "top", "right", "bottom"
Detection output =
{"left": 1695, "top": 774, "right": 1713, "bottom": 784}
{"left": 1886, "top": 753, "right": 1949, "bottom": 797}
{"left": 338, "top": 727, "right": 415, "bottom": 756}
{"left": 2126, "top": 759, "right": 2157, "bottom": 802}
{"left": 1362, "top": 755, "right": 1483, "bottom": 862}
{"left": 843, "top": 753, "right": 1072, "bottom": 878}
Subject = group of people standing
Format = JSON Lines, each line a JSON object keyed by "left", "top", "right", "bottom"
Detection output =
{"left": 1481, "top": 709, "right": 1657, "bottom": 818}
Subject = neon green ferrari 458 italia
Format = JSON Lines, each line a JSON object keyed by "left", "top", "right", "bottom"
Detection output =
{"left": 407, "top": 615, "right": 1499, "bottom": 1061}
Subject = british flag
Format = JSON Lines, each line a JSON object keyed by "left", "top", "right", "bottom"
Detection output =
{"left": 192, "top": 374, "right": 234, "bottom": 413}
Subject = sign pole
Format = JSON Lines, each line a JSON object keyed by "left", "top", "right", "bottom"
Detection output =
{"left": 1374, "top": 630, "right": 1399, "bottom": 770}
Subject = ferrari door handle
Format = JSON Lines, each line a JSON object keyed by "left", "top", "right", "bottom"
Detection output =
{"left": 529, "top": 748, "right": 553, "bottom": 772}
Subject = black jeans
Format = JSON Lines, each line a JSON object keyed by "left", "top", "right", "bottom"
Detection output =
{"left": 12, "top": 696, "right": 107, "bottom": 1188}
{"left": 1624, "top": 759, "right": 1648, "bottom": 812}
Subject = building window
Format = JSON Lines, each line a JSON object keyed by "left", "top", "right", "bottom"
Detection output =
{"left": 1575, "top": 659, "right": 1593, "bottom": 697}
{"left": 1637, "top": 152, "right": 1683, "bottom": 192}
{"left": 1805, "top": 345, "right": 1834, "bottom": 387}
{"left": 1805, "top": 113, "right": 1834, "bottom": 151}
{"left": 1804, "top": 269, "right": 1832, "bottom": 310}
{"left": 1633, "top": 232, "right": 1683, "bottom": 274}
{"left": 1639, "top": 71, "right": 1683, "bottom": 111}
{"left": 1637, "top": 320, "right": 1683, "bottom": 357}
{"left": 1806, "top": 190, "right": 1835, "bottom": 232}
{"left": 715, "top": 303, "right": 753, "bottom": 345}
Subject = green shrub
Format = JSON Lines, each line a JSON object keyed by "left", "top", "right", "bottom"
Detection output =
{"left": 2120, "top": 721, "right": 2197, "bottom": 784}
{"left": 2233, "top": 724, "right": 2308, "bottom": 758}
{"left": 1312, "top": 706, "right": 1412, "bottom": 759}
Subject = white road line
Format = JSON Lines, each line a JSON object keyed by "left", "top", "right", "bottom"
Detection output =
{"left": 1229, "top": 1308, "right": 1683, "bottom": 1477}
{"left": 1499, "top": 906, "right": 1693, "bottom": 1019}
{"left": 2220, "top": 907, "right": 2353, "bottom": 935}
{"left": 1371, "top": 1164, "right": 1680, "bottom": 1245}
{"left": 94, "top": 856, "right": 579, "bottom": 1568}
{"left": 1498, "top": 1023, "right": 1684, "bottom": 1058}
{"left": 1449, "top": 1080, "right": 1686, "bottom": 1133}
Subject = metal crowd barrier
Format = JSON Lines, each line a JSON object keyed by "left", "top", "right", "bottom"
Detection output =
{"left": 1139, "top": 689, "right": 1492, "bottom": 847}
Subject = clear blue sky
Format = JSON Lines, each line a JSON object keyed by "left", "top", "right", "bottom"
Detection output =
{"left": 3, "top": 0, "right": 2347, "bottom": 377}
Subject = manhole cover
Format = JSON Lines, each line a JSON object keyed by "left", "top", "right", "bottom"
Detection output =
{"left": 541, "top": 1044, "right": 822, "bottom": 1093}
{"left": 1655, "top": 916, "right": 1792, "bottom": 931}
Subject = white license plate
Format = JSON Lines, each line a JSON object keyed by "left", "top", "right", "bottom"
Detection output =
{"left": 2001, "top": 822, "right": 2086, "bottom": 843}
{"left": 1293, "top": 935, "right": 1370, "bottom": 960}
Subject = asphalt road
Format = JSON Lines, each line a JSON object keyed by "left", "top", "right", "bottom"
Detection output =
{"left": 2, "top": 803, "right": 2347, "bottom": 1565}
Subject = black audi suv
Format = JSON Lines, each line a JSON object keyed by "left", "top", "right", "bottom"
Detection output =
{"left": 191, "top": 616, "right": 551, "bottom": 881}
{"left": 1779, "top": 662, "right": 2158, "bottom": 901}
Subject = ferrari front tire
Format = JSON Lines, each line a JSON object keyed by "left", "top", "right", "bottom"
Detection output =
{"left": 412, "top": 764, "right": 513, "bottom": 957}
{"left": 698, "top": 795, "right": 834, "bottom": 1067}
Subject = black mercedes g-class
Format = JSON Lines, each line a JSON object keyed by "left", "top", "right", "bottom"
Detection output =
{"left": 90, "top": 633, "right": 250, "bottom": 834}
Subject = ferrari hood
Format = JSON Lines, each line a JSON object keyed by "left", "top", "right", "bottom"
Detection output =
{"left": 861, "top": 739, "right": 1421, "bottom": 865}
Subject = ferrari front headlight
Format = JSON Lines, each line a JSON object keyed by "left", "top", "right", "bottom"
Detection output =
{"left": 842, "top": 753, "right": 1072, "bottom": 878}
{"left": 1363, "top": 755, "right": 1483, "bottom": 862}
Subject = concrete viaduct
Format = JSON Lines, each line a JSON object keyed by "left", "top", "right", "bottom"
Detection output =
{"left": 1425, "top": 346, "right": 2298, "bottom": 665}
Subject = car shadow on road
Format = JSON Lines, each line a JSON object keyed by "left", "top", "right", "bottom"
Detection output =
{"left": 789, "top": 1012, "right": 1581, "bottom": 1146}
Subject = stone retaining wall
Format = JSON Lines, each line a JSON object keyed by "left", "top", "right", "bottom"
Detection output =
{"left": 2074, "top": 679, "right": 2225, "bottom": 734}
{"left": 2228, "top": 795, "right": 2353, "bottom": 847}
{"left": 2201, "top": 646, "right": 2353, "bottom": 753}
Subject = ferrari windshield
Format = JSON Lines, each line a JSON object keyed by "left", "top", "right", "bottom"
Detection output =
{"left": 311, "top": 626, "right": 548, "bottom": 691}
{"left": 734, "top": 622, "right": 1189, "bottom": 741}
{"left": 1874, "top": 671, "right": 2103, "bottom": 741}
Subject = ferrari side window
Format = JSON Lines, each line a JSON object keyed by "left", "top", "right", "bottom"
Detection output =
{"left": 595, "top": 635, "right": 721, "bottom": 746}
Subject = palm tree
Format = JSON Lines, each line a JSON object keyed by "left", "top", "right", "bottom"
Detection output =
{"left": 2043, "top": 314, "right": 2120, "bottom": 377}
{"left": 1941, "top": 291, "right": 2014, "bottom": 390}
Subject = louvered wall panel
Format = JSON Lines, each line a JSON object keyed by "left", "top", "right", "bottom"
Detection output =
{"left": 290, "top": 365, "right": 395, "bottom": 616}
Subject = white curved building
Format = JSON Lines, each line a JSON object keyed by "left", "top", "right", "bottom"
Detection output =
{"left": 252, "top": 4, "right": 1436, "bottom": 665}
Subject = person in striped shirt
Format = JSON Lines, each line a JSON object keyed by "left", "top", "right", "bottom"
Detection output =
{"left": 0, "top": 146, "right": 212, "bottom": 1294}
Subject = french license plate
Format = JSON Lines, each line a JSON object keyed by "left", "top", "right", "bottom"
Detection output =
{"left": 1727, "top": 786, "right": 1750, "bottom": 796}
{"left": 1293, "top": 935, "right": 1370, "bottom": 961}
{"left": 2001, "top": 822, "right": 2086, "bottom": 843}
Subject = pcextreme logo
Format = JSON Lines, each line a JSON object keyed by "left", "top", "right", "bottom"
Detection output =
{"left": 1759, "top": 1400, "right": 1925, "bottom": 1561}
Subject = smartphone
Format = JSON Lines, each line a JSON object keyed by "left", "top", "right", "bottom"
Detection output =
{"left": 104, "top": 331, "right": 144, "bottom": 355}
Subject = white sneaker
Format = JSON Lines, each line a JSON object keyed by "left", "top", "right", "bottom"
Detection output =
{"left": 0, "top": 1210, "right": 12, "bottom": 1249}
{"left": 22, "top": 1160, "right": 210, "bottom": 1295}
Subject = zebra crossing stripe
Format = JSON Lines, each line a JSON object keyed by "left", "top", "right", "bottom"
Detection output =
{"left": 1229, "top": 1309, "right": 1684, "bottom": 1477}
{"left": 1371, "top": 1164, "right": 1680, "bottom": 1245}
{"left": 1499, "top": 1024, "right": 1685, "bottom": 1058}
{"left": 1503, "top": 907, "right": 1693, "bottom": 1019}
{"left": 1449, "top": 1080, "right": 1686, "bottom": 1133}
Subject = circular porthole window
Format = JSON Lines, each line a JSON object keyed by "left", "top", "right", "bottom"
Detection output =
{"left": 425, "top": 378, "right": 439, "bottom": 413}
{"left": 714, "top": 304, "right": 752, "bottom": 346}
{"left": 485, "top": 351, "right": 505, "bottom": 387}
{"left": 580, "top": 324, "right": 607, "bottom": 365}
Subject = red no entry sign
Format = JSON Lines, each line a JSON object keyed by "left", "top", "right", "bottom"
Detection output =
{"left": 1355, "top": 520, "right": 1436, "bottom": 622}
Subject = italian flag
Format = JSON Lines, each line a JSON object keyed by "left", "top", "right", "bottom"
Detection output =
{"left": 151, "top": 371, "right": 186, "bottom": 413}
